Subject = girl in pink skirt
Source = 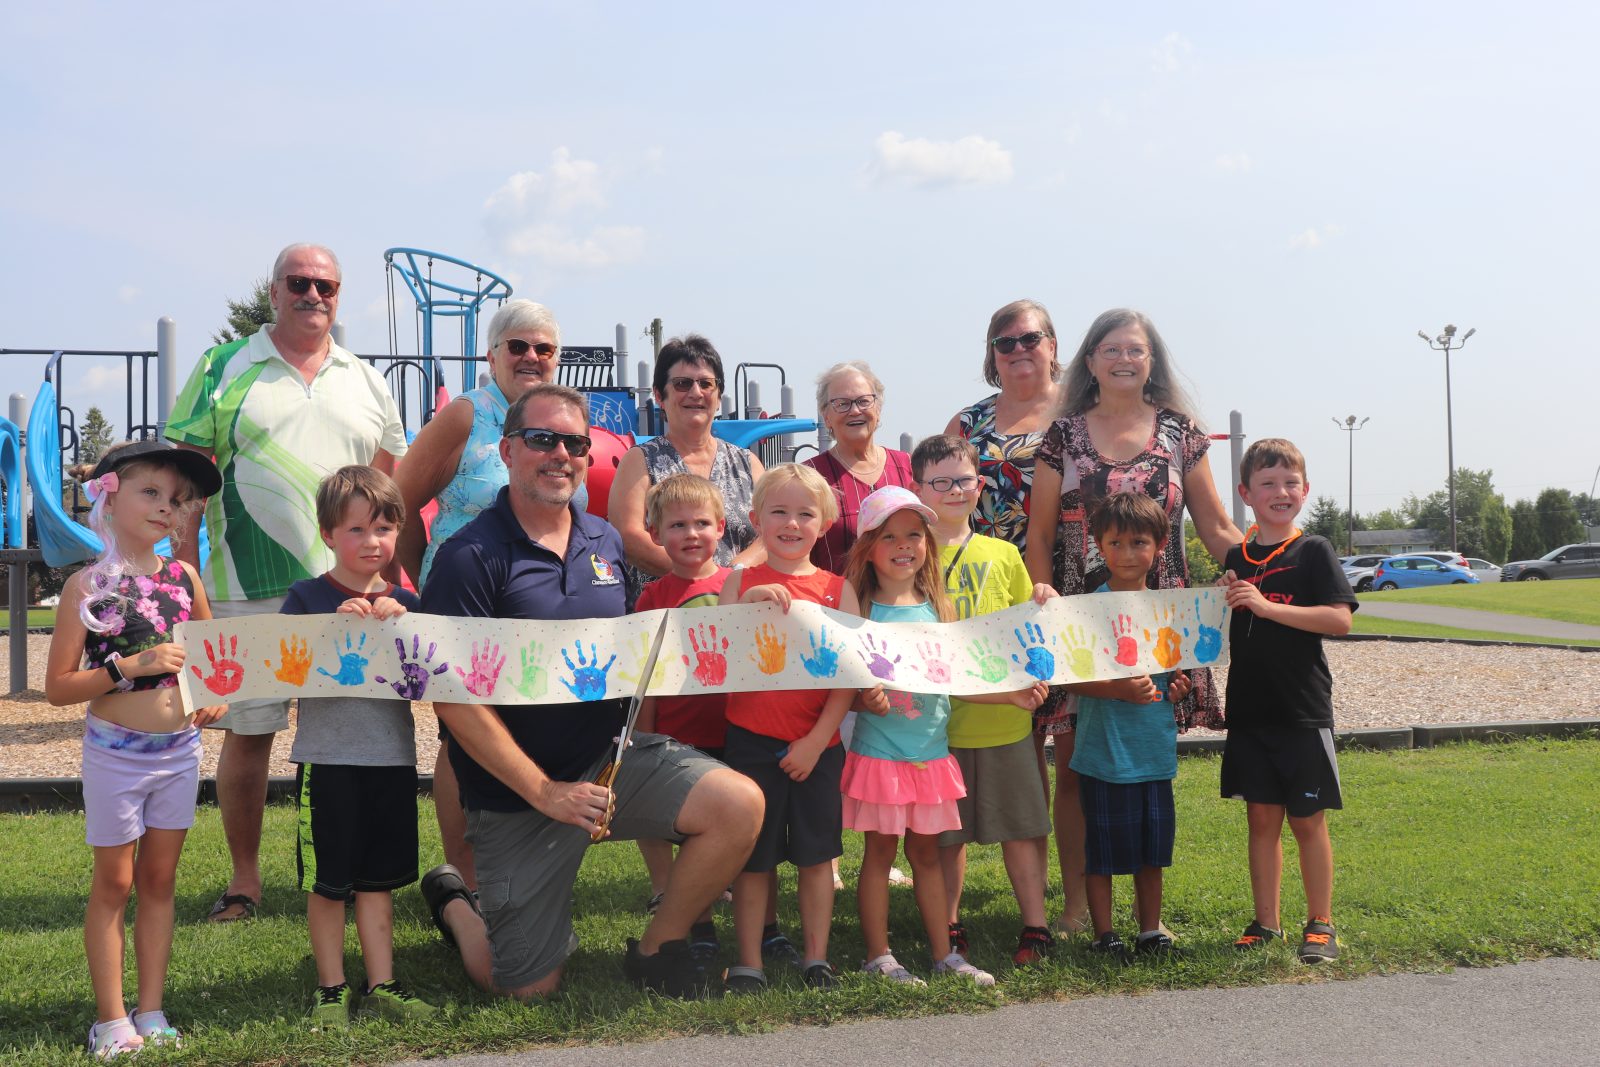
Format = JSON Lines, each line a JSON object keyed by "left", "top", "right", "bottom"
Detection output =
{"left": 840, "top": 486, "right": 1006, "bottom": 987}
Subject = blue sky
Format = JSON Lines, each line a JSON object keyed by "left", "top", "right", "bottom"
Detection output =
{"left": 4, "top": 2, "right": 1596, "bottom": 520}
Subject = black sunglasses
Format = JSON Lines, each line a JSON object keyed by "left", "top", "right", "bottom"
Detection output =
{"left": 282, "top": 275, "right": 341, "bottom": 299}
{"left": 502, "top": 338, "right": 558, "bottom": 358}
{"left": 504, "top": 427, "right": 592, "bottom": 457}
{"left": 668, "top": 376, "right": 719, "bottom": 393}
{"left": 990, "top": 331, "right": 1048, "bottom": 355}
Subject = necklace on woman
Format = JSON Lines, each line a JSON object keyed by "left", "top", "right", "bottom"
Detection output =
{"left": 1239, "top": 524, "right": 1302, "bottom": 567}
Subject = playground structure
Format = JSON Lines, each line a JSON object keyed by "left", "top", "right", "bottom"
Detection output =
{"left": 0, "top": 249, "right": 826, "bottom": 693}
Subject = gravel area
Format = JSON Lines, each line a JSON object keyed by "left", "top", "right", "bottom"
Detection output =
{"left": 2, "top": 635, "right": 1596, "bottom": 779}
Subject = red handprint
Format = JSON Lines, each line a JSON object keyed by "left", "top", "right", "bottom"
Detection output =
{"left": 191, "top": 633, "right": 246, "bottom": 696}
{"left": 1112, "top": 614, "right": 1139, "bottom": 667}
{"left": 683, "top": 623, "right": 729, "bottom": 686}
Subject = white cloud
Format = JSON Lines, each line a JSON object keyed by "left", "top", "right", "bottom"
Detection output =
{"left": 1289, "top": 223, "right": 1345, "bottom": 250}
{"left": 1152, "top": 32, "right": 1193, "bottom": 72}
{"left": 117, "top": 285, "right": 139, "bottom": 304}
{"left": 1215, "top": 153, "right": 1253, "bottom": 173}
{"left": 868, "top": 131, "right": 1013, "bottom": 189}
{"left": 482, "top": 148, "right": 643, "bottom": 269}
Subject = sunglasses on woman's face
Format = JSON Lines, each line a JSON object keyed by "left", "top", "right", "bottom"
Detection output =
{"left": 502, "top": 338, "right": 558, "bottom": 358}
{"left": 504, "top": 427, "right": 593, "bottom": 457}
{"left": 282, "top": 275, "right": 341, "bottom": 299}
{"left": 668, "top": 376, "right": 719, "bottom": 393}
{"left": 990, "top": 331, "right": 1048, "bottom": 355}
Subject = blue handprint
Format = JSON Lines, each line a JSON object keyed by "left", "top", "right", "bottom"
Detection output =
{"left": 316, "top": 631, "right": 369, "bottom": 687}
{"left": 1194, "top": 595, "right": 1223, "bottom": 663}
{"left": 374, "top": 634, "right": 449, "bottom": 699}
{"left": 561, "top": 641, "right": 617, "bottom": 701}
{"left": 800, "top": 627, "right": 843, "bottom": 678}
{"left": 1011, "top": 621, "right": 1056, "bottom": 682}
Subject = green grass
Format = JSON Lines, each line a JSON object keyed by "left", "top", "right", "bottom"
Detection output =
{"left": 0, "top": 609, "right": 57, "bottom": 632}
{"left": 1348, "top": 612, "right": 1600, "bottom": 647}
{"left": 1357, "top": 579, "right": 1600, "bottom": 626}
{"left": 3, "top": 738, "right": 1598, "bottom": 1065}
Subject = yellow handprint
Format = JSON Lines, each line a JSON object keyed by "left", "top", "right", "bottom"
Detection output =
{"left": 616, "top": 631, "right": 669, "bottom": 691}
{"left": 1059, "top": 625, "right": 1096, "bottom": 680}
{"left": 1152, "top": 603, "right": 1184, "bottom": 669}
{"left": 751, "top": 622, "right": 787, "bottom": 675}
{"left": 263, "top": 634, "right": 312, "bottom": 686}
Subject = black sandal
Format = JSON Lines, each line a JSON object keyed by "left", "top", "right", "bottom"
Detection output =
{"left": 206, "top": 892, "right": 258, "bottom": 923}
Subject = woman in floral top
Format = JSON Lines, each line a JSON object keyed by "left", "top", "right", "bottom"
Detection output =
{"left": 1024, "top": 307, "right": 1243, "bottom": 935}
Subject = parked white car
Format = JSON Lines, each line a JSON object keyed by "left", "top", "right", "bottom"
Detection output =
{"left": 1464, "top": 558, "right": 1502, "bottom": 582}
{"left": 1340, "top": 554, "right": 1388, "bottom": 593}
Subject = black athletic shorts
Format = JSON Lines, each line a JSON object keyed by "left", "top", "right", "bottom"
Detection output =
{"left": 296, "top": 762, "right": 420, "bottom": 900}
{"left": 724, "top": 724, "right": 843, "bottom": 871}
{"left": 1220, "top": 728, "right": 1343, "bottom": 817}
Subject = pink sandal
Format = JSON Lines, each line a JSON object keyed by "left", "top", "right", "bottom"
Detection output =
{"left": 87, "top": 1017, "right": 143, "bottom": 1059}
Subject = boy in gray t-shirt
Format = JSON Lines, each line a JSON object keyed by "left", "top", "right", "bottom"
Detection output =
{"left": 281, "top": 466, "right": 437, "bottom": 1030}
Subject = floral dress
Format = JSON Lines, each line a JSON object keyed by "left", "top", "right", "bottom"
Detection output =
{"left": 82, "top": 558, "right": 194, "bottom": 690}
{"left": 1034, "top": 408, "right": 1224, "bottom": 732}
{"left": 955, "top": 393, "right": 1046, "bottom": 553}
{"left": 625, "top": 436, "right": 758, "bottom": 606}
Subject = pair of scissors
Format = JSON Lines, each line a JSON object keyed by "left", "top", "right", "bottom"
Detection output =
{"left": 591, "top": 611, "right": 671, "bottom": 841}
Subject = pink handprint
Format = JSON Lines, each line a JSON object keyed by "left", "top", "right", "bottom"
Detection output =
{"left": 915, "top": 641, "right": 951, "bottom": 684}
{"left": 455, "top": 640, "right": 506, "bottom": 697}
{"left": 1112, "top": 614, "right": 1139, "bottom": 667}
{"left": 683, "top": 623, "right": 729, "bottom": 686}
{"left": 191, "top": 633, "right": 246, "bottom": 696}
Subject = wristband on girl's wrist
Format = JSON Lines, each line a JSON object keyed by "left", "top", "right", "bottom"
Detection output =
{"left": 105, "top": 653, "right": 136, "bottom": 692}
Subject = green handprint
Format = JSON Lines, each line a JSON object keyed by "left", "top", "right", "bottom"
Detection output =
{"left": 1060, "top": 625, "right": 1096, "bottom": 680}
{"left": 511, "top": 641, "right": 549, "bottom": 700}
{"left": 616, "top": 631, "right": 668, "bottom": 690}
{"left": 964, "top": 637, "right": 1010, "bottom": 684}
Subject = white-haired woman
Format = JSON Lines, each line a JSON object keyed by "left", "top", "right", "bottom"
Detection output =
{"left": 394, "top": 298, "right": 584, "bottom": 893}
{"left": 803, "top": 361, "right": 914, "bottom": 572}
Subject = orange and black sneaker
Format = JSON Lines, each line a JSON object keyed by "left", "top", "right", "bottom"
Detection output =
{"left": 1012, "top": 925, "right": 1054, "bottom": 966}
{"left": 1298, "top": 917, "right": 1339, "bottom": 964}
{"left": 948, "top": 920, "right": 970, "bottom": 958}
{"left": 1233, "top": 920, "right": 1282, "bottom": 950}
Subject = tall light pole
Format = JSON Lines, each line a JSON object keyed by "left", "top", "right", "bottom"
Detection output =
{"left": 1332, "top": 415, "right": 1370, "bottom": 555}
{"left": 1417, "top": 324, "right": 1475, "bottom": 552}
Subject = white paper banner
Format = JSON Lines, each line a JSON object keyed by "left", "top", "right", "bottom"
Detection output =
{"left": 174, "top": 587, "right": 1229, "bottom": 710}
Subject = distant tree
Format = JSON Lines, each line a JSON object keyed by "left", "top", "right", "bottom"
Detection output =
{"left": 213, "top": 278, "right": 274, "bottom": 345}
{"left": 1302, "top": 496, "right": 1344, "bottom": 546}
{"left": 1508, "top": 499, "right": 1542, "bottom": 561}
{"left": 1402, "top": 468, "right": 1510, "bottom": 560}
{"left": 1183, "top": 519, "right": 1220, "bottom": 584}
{"left": 1534, "top": 488, "right": 1585, "bottom": 550}
{"left": 1574, "top": 493, "right": 1598, "bottom": 528}
{"left": 78, "top": 407, "right": 115, "bottom": 468}
{"left": 1365, "top": 507, "right": 1407, "bottom": 531}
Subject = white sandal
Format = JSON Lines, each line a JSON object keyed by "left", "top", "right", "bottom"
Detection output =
{"left": 935, "top": 951, "right": 996, "bottom": 987}
{"left": 131, "top": 1009, "right": 182, "bottom": 1048}
{"left": 87, "top": 1017, "right": 143, "bottom": 1059}
{"left": 862, "top": 953, "right": 926, "bottom": 986}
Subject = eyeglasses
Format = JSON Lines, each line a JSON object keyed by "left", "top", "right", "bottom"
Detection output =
{"left": 922, "top": 475, "right": 979, "bottom": 493}
{"left": 668, "top": 376, "right": 719, "bottom": 393}
{"left": 282, "top": 275, "right": 341, "bottom": 299}
{"left": 825, "top": 394, "right": 878, "bottom": 414}
{"left": 1094, "top": 344, "right": 1151, "bottom": 362}
{"left": 990, "top": 331, "right": 1049, "bottom": 355}
{"left": 501, "top": 338, "right": 558, "bottom": 359}
{"left": 504, "top": 427, "right": 592, "bottom": 457}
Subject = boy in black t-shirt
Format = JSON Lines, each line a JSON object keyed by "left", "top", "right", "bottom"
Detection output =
{"left": 1220, "top": 439, "right": 1357, "bottom": 964}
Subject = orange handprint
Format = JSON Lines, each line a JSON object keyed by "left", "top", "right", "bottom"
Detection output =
{"left": 262, "top": 634, "right": 312, "bottom": 686}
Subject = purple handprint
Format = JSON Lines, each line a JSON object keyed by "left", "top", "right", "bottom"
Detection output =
{"left": 375, "top": 634, "right": 450, "bottom": 699}
{"left": 915, "top": 641, "right": 951, "bottom": 684}
{"left": 857, "top": 634, "right": 902, "bottom": 681}
{"left": 455, "top": 640, "right": 506, "bottom": 697}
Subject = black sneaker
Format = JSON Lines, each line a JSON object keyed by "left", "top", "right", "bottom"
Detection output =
{"left": 723, "top": 966, "right": 766, "bottom": 995}
{"left": 688, "top": 921, "right": 720, "bottom": 963}
{"left": 761, "top": 931, "right": 801, "bottom": 968}
{"left": 1134, "top": 931, "right": 1174, "bottom": 958}
{"left": 1298, "top": 918, "right": 1339, "bottom": 964}
{"left": 623, "top": 938, "right": 715, "bottom": 999}
{"left": 1233, "top": 920, "right": 1282, "bottom": 950}
{"left": 1088, "top": 931, "right": 1131, "bottom": 965}
{"left": 802, "top": 961, "right": 839, "bottom": 990}
{"left": 420, "top": 865, "right": 479, "bottom": 950}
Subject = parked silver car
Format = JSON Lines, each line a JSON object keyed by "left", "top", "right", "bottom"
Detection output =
{"left": 1464, "top": 558, "right": 1502, "bottom": 582}
{"left": 1499, "top": 543, "right": 1600, "bottom": 581}
{"left": 1340, "top": 554, "right": 1388, "bottom": 593}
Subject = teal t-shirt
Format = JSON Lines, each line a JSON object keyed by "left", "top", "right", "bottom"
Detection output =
{"left": 848, "top": 600, "right": 952, "bottom": 764}
{"left": 1068, "top": 584, "right": 1177, "bottom": 784}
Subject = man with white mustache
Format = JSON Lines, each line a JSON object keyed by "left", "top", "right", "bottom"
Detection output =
{"left": 167, "top": 242, "right": 407, "bottom": 924}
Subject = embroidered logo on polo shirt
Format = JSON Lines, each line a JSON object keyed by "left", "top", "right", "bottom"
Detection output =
{"left": 590, "top": 554, "right": 621, "bottom": 586}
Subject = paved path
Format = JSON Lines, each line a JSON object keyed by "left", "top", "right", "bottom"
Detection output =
{"left": 412, "top": 957, "right": 1600, "bottom": 1067}
{"left": 1357, "top": 600, "right": 1600, "bottom": 642}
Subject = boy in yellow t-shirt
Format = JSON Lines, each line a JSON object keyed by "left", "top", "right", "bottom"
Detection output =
{"left": 914, "top": 435, "right": 1054, "bottom": 967}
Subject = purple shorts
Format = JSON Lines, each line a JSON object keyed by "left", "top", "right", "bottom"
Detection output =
{"left": 82, "top": 713, "right": 202, "bottom": 847}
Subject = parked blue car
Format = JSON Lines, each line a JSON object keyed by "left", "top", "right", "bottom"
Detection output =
{"left": 1370, "top": 554, "right": 1480, "bottom": 590}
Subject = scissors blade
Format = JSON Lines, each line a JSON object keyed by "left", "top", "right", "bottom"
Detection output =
{"left": 592, "top": 610, "right": 670, "bottom": 840}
